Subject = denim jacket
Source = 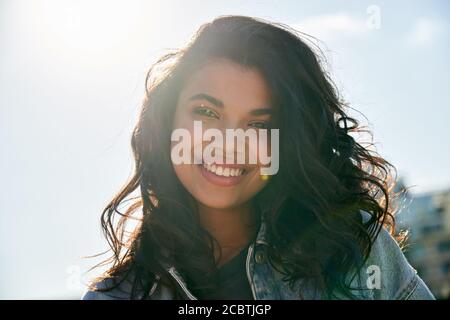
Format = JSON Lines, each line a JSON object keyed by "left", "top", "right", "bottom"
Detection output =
{"left": 82, "top": 211, "right": 435, "bottom": 300}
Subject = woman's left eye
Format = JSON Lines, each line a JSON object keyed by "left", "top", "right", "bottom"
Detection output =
{"left": 248, "top": 121, "right": 269, "bottom": 129}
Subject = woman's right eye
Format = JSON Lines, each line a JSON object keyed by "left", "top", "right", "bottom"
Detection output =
{"left": 192, "top": 106, "right": 220, "bottom": 119}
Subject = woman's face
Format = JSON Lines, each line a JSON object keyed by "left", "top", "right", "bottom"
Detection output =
{"left": 172, "top": 58, "right": 273, "bottom": 209}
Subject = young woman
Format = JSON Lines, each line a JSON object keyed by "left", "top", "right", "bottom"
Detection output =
{"left": 83, "top": 15, "right": 434, "bottom": 300}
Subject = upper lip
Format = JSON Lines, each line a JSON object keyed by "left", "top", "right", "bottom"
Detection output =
{"left": 204, "top": 163, "right": 246, "bottom": 169}
{"left": 201, "top": 161, "right": 258, "bottom": 172}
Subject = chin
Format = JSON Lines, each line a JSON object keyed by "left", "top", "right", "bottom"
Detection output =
{"left": 195, "top": 194, "right": 244, "bottom": 210}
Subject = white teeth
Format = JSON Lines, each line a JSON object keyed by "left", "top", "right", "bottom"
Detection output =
{"left": 230, "top": 168, "right": 242, "bottom": 176}
{"left": 201, "top": 163, "right": 244, "bottom": 177}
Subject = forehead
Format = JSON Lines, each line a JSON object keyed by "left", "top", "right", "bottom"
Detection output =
{"left": 179, "top": 58, "right": 272, "bottom": 109}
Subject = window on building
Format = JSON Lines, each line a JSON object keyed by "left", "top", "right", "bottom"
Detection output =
{"left": 421, "top": 224, "right": 442, "bottom": 235}
{"left": 441, "top": 261, "right": 450, "bottom": 275}
{"left": 437, "top": 240, "right": 450, "bottom": 253}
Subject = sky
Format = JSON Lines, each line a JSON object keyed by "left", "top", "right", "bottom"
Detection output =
{"left": 0, "top": 0, "right": 449, "bottom": 299}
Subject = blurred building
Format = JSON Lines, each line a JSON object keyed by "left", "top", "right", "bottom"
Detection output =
{"left": 396, "top": 185, "right": 450, "bottom": 299}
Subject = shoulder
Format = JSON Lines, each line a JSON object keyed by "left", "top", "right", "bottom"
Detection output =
{"left": 81, "top": 276, "right": 136, "bottom": 300}
{"left": 352, "top": 211, "right": 435, "bottom": 300}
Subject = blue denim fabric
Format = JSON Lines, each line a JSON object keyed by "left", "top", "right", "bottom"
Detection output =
{"left": 82, "top": 211, "right": 435, "bottom": 300}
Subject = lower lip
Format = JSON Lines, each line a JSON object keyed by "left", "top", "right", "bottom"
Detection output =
{"left": 197, "top": 165, "right": 246, "bottom": 187}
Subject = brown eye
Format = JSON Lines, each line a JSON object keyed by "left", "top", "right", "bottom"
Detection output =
{"left": 248, "top": 121, "right": 269, "bottom": 129}
{"left": 193, "top": 106, "right": 220, "bottom": 119}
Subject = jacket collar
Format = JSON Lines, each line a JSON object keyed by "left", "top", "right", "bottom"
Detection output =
{"left": 254, "top": 215, "right": 269, "bottom": 246}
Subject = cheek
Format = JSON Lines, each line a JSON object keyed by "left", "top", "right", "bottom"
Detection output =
{"left": 172, "top": 106, "right": 197, "bottom": 140}
{"left": 243, "top": 169, "right": 270, "bottom": 197}
{"left": 246, "top": 132, "right": 273, "bottom": 167}
{"left": 173, "top": 164, "right": 194, "bottom": 190}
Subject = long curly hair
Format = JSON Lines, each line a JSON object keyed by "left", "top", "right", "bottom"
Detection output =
{"left": 88, "top": 15, "right": 402, "bottom": 299}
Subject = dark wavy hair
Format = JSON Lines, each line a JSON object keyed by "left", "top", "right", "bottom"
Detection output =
{"left": 88, "top": 15, "right": 402, "bottom": 299}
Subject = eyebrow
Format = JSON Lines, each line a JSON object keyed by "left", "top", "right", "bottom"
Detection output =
{"left": 188, "top": 93, "right": 272, "bottom": 116}
{"left": 189, "top": 93, "right": 224, "bottom": 108}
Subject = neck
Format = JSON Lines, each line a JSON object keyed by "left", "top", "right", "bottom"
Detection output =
{"left": 197, "top": 202, "right": 260, "bottom": 266}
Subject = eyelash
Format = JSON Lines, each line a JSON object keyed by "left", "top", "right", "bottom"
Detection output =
{"left": 193, "top": 106, "right": 220, "bottom": 119}
{"left": 248, "top": 121, "right": 269, "bottom": 129}
{"left": 192, "top": 105, "right": 270, "bottom": 128}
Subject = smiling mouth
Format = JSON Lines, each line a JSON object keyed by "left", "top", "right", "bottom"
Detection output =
{"left": 201, "top": 163, "right": 247, "bottom": 177}
{"left": 197, "top": 162, "right": 249, "bottom": 187}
